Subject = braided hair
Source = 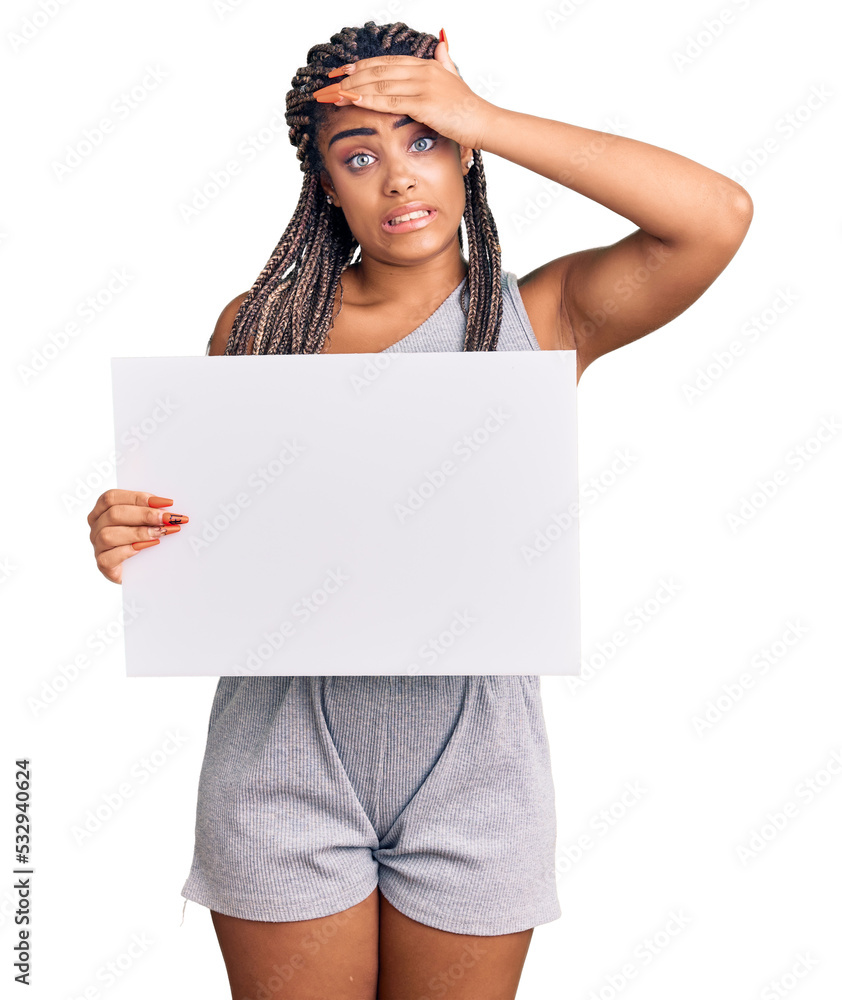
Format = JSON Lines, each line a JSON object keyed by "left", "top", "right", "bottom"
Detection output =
{"left": 222, "top": 20, "right": 503, "bottom": 356}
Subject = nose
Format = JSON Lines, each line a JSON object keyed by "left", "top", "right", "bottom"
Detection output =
{"left": 381, "top": 151, "right": 417, "bottom": 195}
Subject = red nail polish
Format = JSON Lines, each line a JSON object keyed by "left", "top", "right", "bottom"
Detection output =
{"left": 439, "top": 28, "right": 449, "bottom": 50}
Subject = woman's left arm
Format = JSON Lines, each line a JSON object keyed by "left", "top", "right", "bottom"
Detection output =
{"left": 477, "top": 107, "right": 753, "bottom": 372}
{"left": 323, "top": 51, "right": 751, "bottom": 374}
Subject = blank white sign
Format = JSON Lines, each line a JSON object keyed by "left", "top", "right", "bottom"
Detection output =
{"left": 110, "top": 351, "right": 581, "bottom": 676}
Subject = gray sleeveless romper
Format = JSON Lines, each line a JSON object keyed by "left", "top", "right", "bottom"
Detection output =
{"left": 180, "top": 270, "right": 562, "bottom": 935}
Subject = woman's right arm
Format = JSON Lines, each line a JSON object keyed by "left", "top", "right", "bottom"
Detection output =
{"left": 88, "top": 292, "right": 248, "bottom": 584}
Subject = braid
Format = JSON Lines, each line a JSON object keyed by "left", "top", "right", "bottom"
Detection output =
{"left": 461, "top": 151, "right": 503, "bottom": 349}
{"left": 223, "top": 20, "right": 503, "bottom": 356}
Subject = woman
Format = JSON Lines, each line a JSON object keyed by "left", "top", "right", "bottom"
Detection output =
{"left": 87, "top": 20, "right": 752, "bottom": 1000}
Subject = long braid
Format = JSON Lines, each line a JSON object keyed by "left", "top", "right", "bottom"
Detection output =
{"left": 223, "top": 20, "right": 503, "bottom": 356}
{"left": 462, "top": 150, "right": 503, "bottom": 350}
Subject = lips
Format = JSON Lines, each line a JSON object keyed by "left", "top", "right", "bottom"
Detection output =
{"left": 381, "top": 209, "right": 437, "bottom": 234}
{"left": 381, "top": 202, "right": 436, "bottom": 227}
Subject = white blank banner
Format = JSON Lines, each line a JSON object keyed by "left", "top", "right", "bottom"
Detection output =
{"left": 111, "top": 351, "right": 581, "bottom": 676}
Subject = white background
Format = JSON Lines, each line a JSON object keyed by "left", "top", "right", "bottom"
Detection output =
{"left": 3, "top": 0, "right": 840, "bottom": 997}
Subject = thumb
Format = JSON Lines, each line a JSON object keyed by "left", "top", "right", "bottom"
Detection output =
{"left": 435, "top": 37, "right": 461, "bottom": 78}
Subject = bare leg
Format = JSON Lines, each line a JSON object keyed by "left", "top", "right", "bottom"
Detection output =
{"left": 210, "top": 887, "right": 379, "bottom": 1000}
{"left": 377, "top": 892, "right": 534, "bottom": 1000}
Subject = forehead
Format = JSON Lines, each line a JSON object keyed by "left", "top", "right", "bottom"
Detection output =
{"left": 321, "top": 112, "right": 421, "bottom": 151}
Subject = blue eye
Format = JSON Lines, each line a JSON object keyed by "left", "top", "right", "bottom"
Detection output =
{"left": 346, "top": 152, "right": 373, "bottom": 169}
{"left": 344, "top": 135, "right": 438, "bottom": 170}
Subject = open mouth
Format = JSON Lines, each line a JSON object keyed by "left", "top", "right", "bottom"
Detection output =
{"left": 382, "top": 209, "right": 436, "bottom": 233}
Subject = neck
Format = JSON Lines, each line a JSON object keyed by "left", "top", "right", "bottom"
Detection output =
{"left": 344, "top": 251, "right": 468, "bottom": 307}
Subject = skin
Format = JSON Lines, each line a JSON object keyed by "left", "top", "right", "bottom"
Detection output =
{"left": 314, "top": 101, "right": 475, "bottom": 355}
{"left": 87, "top": 38, "right": 754, "bottom": 1000}
{"left": 210, "top": 889, "right": 533, "bottom": 1000}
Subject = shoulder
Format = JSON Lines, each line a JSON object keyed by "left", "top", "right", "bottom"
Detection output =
{"left": 207, "top": 292, "right": 249, "bottom": 355}
{"left": 513, "top": 260, "right": 576, "bottom": 353}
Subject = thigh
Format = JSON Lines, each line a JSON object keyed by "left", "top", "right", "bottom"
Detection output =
{"left": 377, "top": 893, "right": 533, "bottom": 1000}
{"left": 210, "top": 888, "right": 379, "bottom": 1000}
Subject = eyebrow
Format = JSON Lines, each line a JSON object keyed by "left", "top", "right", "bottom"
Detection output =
{"left": 327, "top": 115, "right": 418, "bottom": 150}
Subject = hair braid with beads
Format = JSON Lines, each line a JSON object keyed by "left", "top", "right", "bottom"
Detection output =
{"left": 222, "top": 20, "right": 503, "bottom": 356}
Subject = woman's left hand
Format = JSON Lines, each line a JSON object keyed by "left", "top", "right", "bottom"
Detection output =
{"left": 313, "top": 41, "right": 496, "bottom": 152}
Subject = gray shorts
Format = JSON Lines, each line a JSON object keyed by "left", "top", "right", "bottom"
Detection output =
{"left": 180, "top": 674, "right": 561, "bottom": 936}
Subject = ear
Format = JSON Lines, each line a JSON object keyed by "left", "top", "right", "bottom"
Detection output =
{"left": 319, "top": 170, "right": 338, "bottom": 205}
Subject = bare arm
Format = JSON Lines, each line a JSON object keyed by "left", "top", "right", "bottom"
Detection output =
{"left": 207, "top": 292, "right": 249, "bottom": 355}
{"left": 478, "top": 107, "right": 753, "bottom": 376}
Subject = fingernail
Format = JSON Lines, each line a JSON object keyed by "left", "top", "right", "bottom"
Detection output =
{"left": 162, "top": 512, "right": 189, "bottom": 525}
{"left": 149, "top": 496, "right": 173, "bottom": 508}
{"left": 328, "top": 63, "right": 354, "bottom": 78}
{"left": 313, "top": 82, "right": 342, "bottom": 101}
{"left": 132, "top": 539, "right": 160, "bottom": 550}
{"left": 439, "top": 28, "right": 449, "bottom": 50}
{"left": 148, "top": 524, "right": 181, "bottom": 538}
{"left": 337, "top": 89, "right": 362, "bottom": 104}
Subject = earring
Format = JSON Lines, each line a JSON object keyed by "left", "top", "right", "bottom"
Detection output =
{"left": 467, "top": 157, "right": 474, "bottom": 169}
{"left": 326, "top": 195, "right": 333, "bottom": 205}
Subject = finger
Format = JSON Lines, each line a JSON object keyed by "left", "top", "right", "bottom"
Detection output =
{"left": 86, "top": 489, "right": 172, "bottom": 528}
{"left": 434, "top": 38, "right": 460, "bottom": 77}
{"left": 95, "top": 523, "right": 181, "bottom": 556}
{"left": 317, "top": 68, "right": 419, "bottom": 103}
{"left": 93, "top": 523, "right": 181, "bottom": 584}
{"left": 89, "top": 501, "right": 187, "bottom": 547}
{"left": 334, "top": 88, "right": 421, "bottom": 110}
{"left": 95, "top": 539, "right": 160, "bottom": 585}
{"left": 326, "top": 54, "right": 424, "bottom": 80}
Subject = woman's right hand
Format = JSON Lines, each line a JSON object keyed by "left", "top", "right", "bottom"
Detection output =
{"left": 87, "top": 490, "right": 188, "bottom": 585}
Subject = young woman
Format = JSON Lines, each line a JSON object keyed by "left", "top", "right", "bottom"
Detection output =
{"left": 87, "top": 20, "right": 752, "bottom": 1000}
